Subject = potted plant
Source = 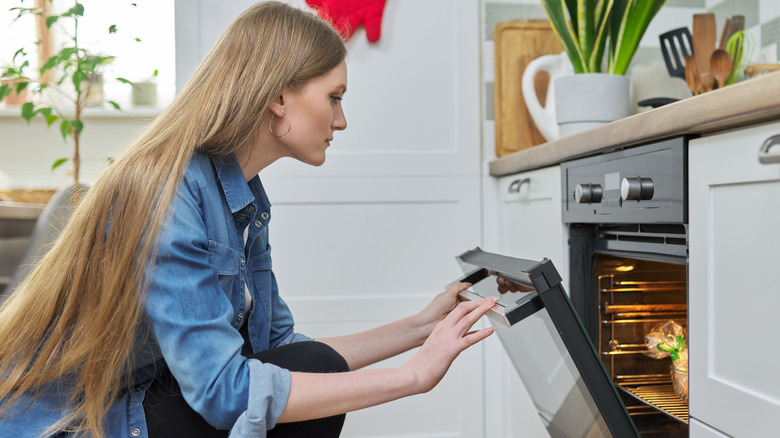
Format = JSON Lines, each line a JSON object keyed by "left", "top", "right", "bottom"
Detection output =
{"left": 0, "top": 1, "right": 131, "bottom": 204}
{"left": 522, "top": 0, "right": 668, "bottom": 140}
{"left": 128, "top": 69, "right": 158, "bottom": 106}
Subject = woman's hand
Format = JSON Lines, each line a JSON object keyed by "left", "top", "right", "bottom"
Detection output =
{"left": 414, "top": 281, "right": 471, "bottom": 341}
{"left": 403, "top": 297, "right": 497, "bottom": 393}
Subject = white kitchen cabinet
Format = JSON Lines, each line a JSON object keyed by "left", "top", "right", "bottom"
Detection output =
{"left": 482, "top": 165, "right": 565, "bottom": 438}
{"left": 489, "top": 165, "right": 566, "bottom": 283}
{"left": 264, "top": 175, "right": 484, "bottom": 438}
{"left": 688, "top": 120, "right": 780, "bottom": 437}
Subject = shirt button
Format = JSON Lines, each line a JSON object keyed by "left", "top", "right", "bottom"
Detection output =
{"left": 247, "top": 205, "right": 255, "bottom": 212}
{"left": 131, "top": 429, "right": 141, "bottom": 437}
{"left": 241, "top": 259, "right": 246, "bottom": 266}
{"left": 238, "top": 214, "right": 248, "bottom": 221}
{"left": 261, "top": 212, "right": 269, "bottom": 220}
{"left": 238, "top": 312, "right": 243, "bottom": 320}
{"left": 255, "top": 220, "right": 262, "bottom": 228}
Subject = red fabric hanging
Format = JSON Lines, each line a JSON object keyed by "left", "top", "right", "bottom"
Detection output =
{"left": 305, "top": 0, "right": 388, "bottom": 43}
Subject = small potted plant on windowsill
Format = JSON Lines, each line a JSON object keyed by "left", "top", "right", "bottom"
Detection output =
{"left": 126, "top": 69, "right": 158, "bottom": 107}
{"left": 0, "top": 1, "right": 133, "bottom": 205}
{"left": 522, "top": 0, "right": 669, "bottom": 141}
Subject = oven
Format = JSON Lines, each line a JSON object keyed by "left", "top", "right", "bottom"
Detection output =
{"left": 563, "top": 137, "right": 689, "bottom": 436}
{"left": 455, "top": 137, "right": 690, "bottom": 437}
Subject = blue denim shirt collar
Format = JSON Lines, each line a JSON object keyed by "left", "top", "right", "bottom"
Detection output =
{"left": 212, "top": 155, "right": 271, "bottom": 223}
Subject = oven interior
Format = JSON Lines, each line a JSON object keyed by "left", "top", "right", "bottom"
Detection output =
{"left": 595, "top": 253, "right": 688, "bottom": 437}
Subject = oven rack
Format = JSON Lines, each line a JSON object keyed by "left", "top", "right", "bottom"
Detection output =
{"left": 617, "top": 376, "right": 689, "bottom": 424}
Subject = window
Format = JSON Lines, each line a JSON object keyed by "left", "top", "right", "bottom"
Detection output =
{"left": 1, "top": 0, "right": 175, "bottom": 109}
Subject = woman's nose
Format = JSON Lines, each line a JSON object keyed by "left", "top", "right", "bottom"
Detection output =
{"left": 333, "top": 106, "right": 347, "bottom": 131}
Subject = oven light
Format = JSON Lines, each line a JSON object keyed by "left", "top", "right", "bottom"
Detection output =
{"left": 615, "top": 265, "right": 635, "bottom": 272}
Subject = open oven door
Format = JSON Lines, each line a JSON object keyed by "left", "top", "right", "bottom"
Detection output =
{"left": 456, "top": 248, "right": 640, "bottom": 438}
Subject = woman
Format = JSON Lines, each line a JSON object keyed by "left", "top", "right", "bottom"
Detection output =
{"left": 0, "top": 2, "right": 497, "bottom": 437}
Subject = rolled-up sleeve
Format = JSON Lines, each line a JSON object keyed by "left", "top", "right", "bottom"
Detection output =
{"left": 144, "top": 173, "right": 290, "bottom": 430}
{"left": 228, "top": 359, "right": 290, "bottom": 437}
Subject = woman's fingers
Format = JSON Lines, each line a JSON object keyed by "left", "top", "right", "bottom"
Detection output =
{"left": 442, "top": 297, "right": 497, "bottom": 338}
{"left": 443, "top": 296, "right": 493, "bottom": 325}
{"left": 462, "top": 326, "right": 495, "bottom": 347}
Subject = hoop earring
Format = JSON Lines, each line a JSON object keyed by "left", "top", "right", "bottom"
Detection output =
{"left": 269, "top": 113, "right": 292, "bottom": 139}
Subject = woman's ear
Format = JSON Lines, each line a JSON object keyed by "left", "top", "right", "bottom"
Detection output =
{"left": 268, "top": 88, "right": 289, "bottom": 117}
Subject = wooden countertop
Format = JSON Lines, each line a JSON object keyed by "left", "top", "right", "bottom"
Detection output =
{"left": 489, "top": 72, "right": 780, "bottom": 176}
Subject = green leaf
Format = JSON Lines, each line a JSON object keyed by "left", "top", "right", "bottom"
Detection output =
{"left": 46, "top": 15, "right": 58, "bottom": 28}
{"left": 12, "top": 48, "right": 27, "bottom": 63}
{"left": 72, "top": 69, "right": 86, "bottom": 92}
{"left": 71, "top": 119, "right": 84, "bottom": 134}
{"left": 46, "top": 114, "right": 59, "bottom": 126}
{"left": 541, "top": 0, "right": 587, "bottom": 73}
{"left": 22, "top": 102, "right": 36, "bottom": 124}
{"left": 60, "top": 120, "right": 72, "bottom": 140}
{"left": 134, "top": 37, "right": 141, "bottom": 43}
{"left": 107, "top": 100, "right": 121, "bottom": 110}
{"left": 116, "top": 77, "right": 134, "bottom": 86}
{"left": 51, "top": 158, "right": 68, "bottom": 170}
{"left": 109, "top": 24, "right": 118, "bottom": 34}
{"left": 0, "top": 85, "right": 11, "bottom": 101}
{"left": 608, "top": 0, "right": 668, "bottom": 74}
{"left": 14, "top": 81, "right": 29, "bottom": 93}
{"left": 65, "top": 3, "right": 85, "bottom": 17}
{"left": 40, "top": 56, "right": 58, "bottom": 74}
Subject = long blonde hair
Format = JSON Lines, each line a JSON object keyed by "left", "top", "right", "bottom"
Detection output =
{"left": 0, "top": 2, "right": 346, "bottom": 436}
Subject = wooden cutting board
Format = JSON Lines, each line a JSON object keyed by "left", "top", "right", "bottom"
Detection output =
{"left": 494, "top": 19, "right": 562, "bottom": 157}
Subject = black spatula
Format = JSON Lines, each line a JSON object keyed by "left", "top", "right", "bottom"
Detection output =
{"left": 659, "top": 27, "right": 694, "bottom": 79}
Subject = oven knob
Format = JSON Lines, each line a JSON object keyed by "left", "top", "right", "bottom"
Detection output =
{"left": 574, "top": 183, "right": 603, "bottom": 204}
{"left": 621, "top": 177, "right": 654, "bottom": 201}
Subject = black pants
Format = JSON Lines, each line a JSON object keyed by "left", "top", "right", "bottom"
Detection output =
{"left": 143, "top": 340, "right": 349, "bottom": 438}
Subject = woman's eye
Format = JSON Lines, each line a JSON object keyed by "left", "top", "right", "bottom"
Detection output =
{"left": 330, "top": 96, "right": 342, "bottom": 103}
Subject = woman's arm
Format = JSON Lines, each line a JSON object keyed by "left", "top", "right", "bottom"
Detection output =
{"left": 315, "top": 281, "right": 470, "bottom": 370}
{"left": 278, "top": 296, "right": 497, "bottom": 422}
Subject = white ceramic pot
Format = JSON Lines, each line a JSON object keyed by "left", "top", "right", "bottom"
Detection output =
{"left": 554, "top": 73, "right": 629, "bottom": 139}
{"left": 522, "top": 53, "right": 630, "bottom": 140}
{"left": 132, "top": 81, "right": 158, "bottom": 106}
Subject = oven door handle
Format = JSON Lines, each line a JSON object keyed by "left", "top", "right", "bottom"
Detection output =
{"left": 759, "top": 134, "right": 780, "bottom": 164}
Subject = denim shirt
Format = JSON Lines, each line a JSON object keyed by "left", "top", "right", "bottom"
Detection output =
{"left": 0, "top": 153, "right": 309, "bottom": 437}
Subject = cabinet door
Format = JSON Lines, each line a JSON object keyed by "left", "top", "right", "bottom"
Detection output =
{"left": 483, "top": 165, "right": 564, "bottom": 438}
{"left": 689, "top": 121, "right": 780, "bottom": 437}
{"left": 496, "top": 166, "right": 565, "bottom": 277}
{"left": 263, "top": 175, "right": 484, "bottom": 438}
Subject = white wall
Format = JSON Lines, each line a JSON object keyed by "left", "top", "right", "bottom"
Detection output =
{"left": 175, "top": 1, "right": 487, "bottom": 437}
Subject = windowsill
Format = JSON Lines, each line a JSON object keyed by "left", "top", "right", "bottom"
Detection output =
{"left": 0, "top": 105, "right": 163, "bottom": 119}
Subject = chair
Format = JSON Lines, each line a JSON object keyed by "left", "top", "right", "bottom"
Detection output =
{"left": 1, "top": 184, "right": 88, "bottom": 302}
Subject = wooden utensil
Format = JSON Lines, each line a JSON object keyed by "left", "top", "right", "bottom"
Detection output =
{"left": 693, "top": 14, "right": 717, "bottom": 92}
{"left": 710, "top": 49, "right": 733, "bottom": 89}
{"left": 718, "top": 18, "right": 731, "bottom": 49}
{"left": 685, "top": 55, "right": 700, "bottom": 95}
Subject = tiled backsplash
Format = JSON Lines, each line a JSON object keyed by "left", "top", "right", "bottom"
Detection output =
{"left": 482, "top": 0, "right": 780, "bottom": 159}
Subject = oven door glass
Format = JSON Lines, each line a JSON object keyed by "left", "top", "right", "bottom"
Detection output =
{"left": 456, "top": 248, "right": 640, "bottom": 438}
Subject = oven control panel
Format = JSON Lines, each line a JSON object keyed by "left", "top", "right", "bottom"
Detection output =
{"left": 562, "top": 137, "right": 686, "bottom": 224}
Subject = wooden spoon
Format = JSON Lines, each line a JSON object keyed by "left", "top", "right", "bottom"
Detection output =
{"left": 710, "top": 49, "right": 733, "bottom": 89}
{"left": 718, "top": 18, "right": 731, "bottom": 49}
{"left": 685, "top": 55, "right": 700, "bottom": 95}
{"left": 693, "top": 14, "right": 717, "bottom": 91}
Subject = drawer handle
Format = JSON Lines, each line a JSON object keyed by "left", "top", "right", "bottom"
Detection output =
{"left": 508, "top": 178, "right": 530, "bottom": 193}
{"left": 759, "top": 134, "right": 780, "bottom": 164}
